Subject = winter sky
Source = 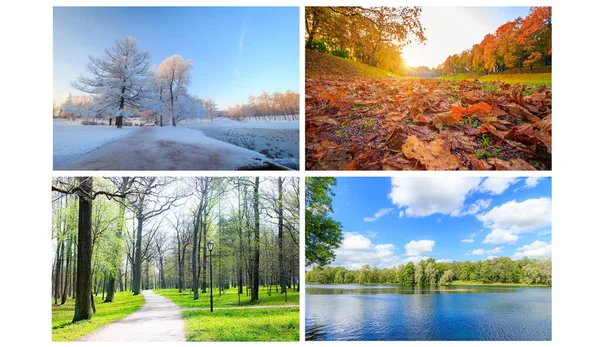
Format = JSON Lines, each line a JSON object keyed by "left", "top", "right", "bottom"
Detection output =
{"left": 402, "top": 7, "right": 532, "bottom": 69}
{"left": 327, "top": 177, "right": 552, "bottom": 270}
{"left": 53, "top": 7, "right": 299, "bottom": 110}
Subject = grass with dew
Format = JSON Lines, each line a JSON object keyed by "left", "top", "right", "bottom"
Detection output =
{"left": 52, "top": 292, "right": 145, "bottom": 341}
{"left": 183, "top": 307, "right": 299, "bottom": 341}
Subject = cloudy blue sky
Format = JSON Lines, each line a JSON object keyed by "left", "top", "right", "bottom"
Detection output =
{"left": 54, "top": 7, "right": 299, "bottom": 110}
{"left": 327, "top": 177, "right": 552, "bottom": 270}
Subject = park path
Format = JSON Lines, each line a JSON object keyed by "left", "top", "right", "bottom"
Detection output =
{"left": 78, "top": 290, "right": 186, "bottom": 342}
{"left": 54, "top": 127, "right": 267, "bottom": 170}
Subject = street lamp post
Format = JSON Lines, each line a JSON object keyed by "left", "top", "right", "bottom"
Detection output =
{"left": 208, "top": 241, "right": 214, "bottom": 312}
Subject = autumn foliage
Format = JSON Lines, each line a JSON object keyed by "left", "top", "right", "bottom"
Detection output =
{"left": 305, "top": 77, "right": 551, "bottom": 171}
{"left": 438, "top": 7, "right": 551, "bottom": 75}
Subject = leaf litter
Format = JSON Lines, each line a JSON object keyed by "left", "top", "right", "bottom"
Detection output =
{"left": 305, "top": 77, "right": 551, "bottom": 170}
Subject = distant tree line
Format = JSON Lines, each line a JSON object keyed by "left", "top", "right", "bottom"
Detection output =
{"left": 306, "top": 257, "right": 551, "bottom": 286}
{"left": 436, "top": 7, "right": 551, "bottom": 76}
{"left": 225, "top": 91, "right": 299, "bottom": 120}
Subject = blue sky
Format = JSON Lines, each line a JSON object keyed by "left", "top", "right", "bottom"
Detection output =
{"left": 54, "top": 7, "right": 299, "bottom": 109}
{"left": 327, "top": 177, "right": 552, "bottom": 270}
{"left": 403, "top": 7, "right": 532, "bottom": 68}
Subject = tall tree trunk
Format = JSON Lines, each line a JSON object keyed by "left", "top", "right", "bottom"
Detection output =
{"left": 73, "top": 177, "right": 94, "bottom": 322}
{"left": 132, "top": 216, "right": 143, "bottom": 295}
{"left": 159, "top": 255, "right": 166, "bottom": 289}
{"left": 278, "top": 177, "right": 286, "bottom": 294}
{"left": 192, "top": 207, "right": 202, "bottom": 300}
{"left": 251, "top": 177, "right": 260, "bottom": 302}
{"left": 53, "top": 239, "right": 63, "bottom": 305}
{"left": 201, "top": 221, "right": 208, "bottom": 293}
{"left": 61, "top": 236, "right": 72, "bottom": 305}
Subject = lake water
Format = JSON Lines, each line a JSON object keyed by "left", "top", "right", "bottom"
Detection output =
{"left": 305, "top": 284, "right": 551, "bottom": 341}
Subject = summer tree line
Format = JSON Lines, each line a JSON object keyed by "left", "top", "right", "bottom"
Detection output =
{"left": 438, "top": 7, "right": 551, "bottom": 76}
{"left": 52, "top": 177, "right": 299, "bottom": 322}
{"left": 305, "top": 6, "right": 426, "bottom": 76}
{"left": 306, "top": 257, "right": 552, "bottom": 286}
{"left": 53, "top": 36, "right": 298, "bottom": 126}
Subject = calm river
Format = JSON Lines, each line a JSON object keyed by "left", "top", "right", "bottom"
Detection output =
{"left": 305, "top": 284, "right": 551, "bottom": 341}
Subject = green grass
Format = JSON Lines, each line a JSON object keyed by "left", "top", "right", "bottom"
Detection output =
{"left": 52, "top": 292, "right": 145, "bottom": 341}
{"left": 154, "top": 286, "right": 299, "bottom": 309}
{"left": 183, "top": 307, "right": 299, "bottom": 341}
{"left": 306, "top": 49, "right": 402, "bottom": 79}
{"left": 452, "top": 280, "right": 551, "bottom": 287}
{"left": 440, "top": 72, "right": 552, "bottom": 86}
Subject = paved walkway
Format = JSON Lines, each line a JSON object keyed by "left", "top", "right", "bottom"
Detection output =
{"left": 79, "top": 290, "right": 186, "bottom": 342}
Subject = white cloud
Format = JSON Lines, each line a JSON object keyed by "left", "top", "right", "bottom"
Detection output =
{"left": 405, "top": 240, "right": 435, "bottom": 256}
{"left": 479, "top": 177, "right": 520, "bottom": 195}
{"left": 364, "top": 207, "right": 394, "bottom": 222}
{"left": 486, "top": 256, "right": 498, "bottom": 260}
{"left": 452, "top": 199, "right": 492, "bottom": 217}
{"left": 470, "top": 246, "right": 504, "bottom": 256}
{"left": 402, "top": 256, "right": 428, "bottom": 264}
{"left": 477, "top": 198, "right": 552, "bottom": 234}
{"left": 524, "top": 177, "right": 542, "bottom": 189}
{"left": 398, "top": 211, "right": 405, "bottom": 218}
{"left": 333, "top": 232, "right": 400, "bottom": 269}
{"left": 488, "top": 246, "right": 504, "bottom": 254}
{"left": 389, "top": 177, "right": 482, "bottom": 217}
{"left": 436, "top": 258, "right": 453, "bottom": 263}
{"left": 461, "top": 233, "right": 477, "bottom": 243}
{"left": 365, "top": 231, "right": 378, "bottom": 238}
{"left": 512, "top": 241, "right": 552, "bottom": 260}
{"left": 537, "top": 231, "right": 552, "bottom": 236}
{"left": 482, "top": 229, "right": 519, "bottom": 245}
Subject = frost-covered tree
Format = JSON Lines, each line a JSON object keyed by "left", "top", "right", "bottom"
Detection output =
{"left": 72, "top": 36, "right": 152, "bottom": 128}
{"left": 155, "top": 55, "right": 193, "bottom": 126}
{"left": 204, "top": 98, "right": 217, "bottom": 121}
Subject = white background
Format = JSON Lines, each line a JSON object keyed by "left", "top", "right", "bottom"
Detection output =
{"left": 1, "top": 0, "right": 599, "bottom": 346}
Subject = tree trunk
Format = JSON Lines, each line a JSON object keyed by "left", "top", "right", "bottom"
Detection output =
{"left": 201, "top": 221, "right": 208, "bottom": 293}
{"left": 61, "top": 236, "right": 72, "bottom": 305}
{"left": 192, "top": 207, "right": 202, "bottom": 300}
{"left": 278, "top": 177, "right": 286, "bottom": 294}
{"left": 72, "top": 177, "right": 94, "bottom": 322}
{"left": 251, "top": 177, "right": 260, "bottom": 302}
{"left": 132, "top": 216, "right": 143, "bottom": 295}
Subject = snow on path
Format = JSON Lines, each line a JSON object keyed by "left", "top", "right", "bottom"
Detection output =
{"left": 53, "top": 123, "right": 140, "bottom": 164}
{"left": 78, "top": 290, "right": 185, "bottom": 342}
{"left": 54, "top": 127, "right": 270, "bottom": 170}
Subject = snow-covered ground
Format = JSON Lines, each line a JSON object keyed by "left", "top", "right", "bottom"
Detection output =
{"left": 181, "top": 117, "right": 299, "bottom": 169}
{"left": 54, "top": 123, "right": 140, "bottom": 163}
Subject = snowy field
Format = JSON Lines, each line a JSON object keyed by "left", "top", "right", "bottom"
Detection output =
{"left": 54, "top": 122, "right": 140, "bottom": 164}
{"left": 181, "top": 117, "right": 299, "bottom": 169}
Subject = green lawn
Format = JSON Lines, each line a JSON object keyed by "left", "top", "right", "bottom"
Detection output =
{"left": 154, "top": 287, "right": 299, "bottom": 342}
{"left": 451, "top": 280, "right": 551, "bottom": 287}
{"left": 183, "top": 307, "right": 299, "bottom": 341}
{"left": 51, "top": 292, "right": 145, "bottom": 341}
{"left": 153, "top": 286, "right": 299, "bottom": 308}
{"left": 440, "top": 72, "right": 551, "bottom": 86}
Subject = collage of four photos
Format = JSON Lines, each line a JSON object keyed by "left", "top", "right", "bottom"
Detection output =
{"left": 51, "top": 5, "right": 552, "bottom": 343}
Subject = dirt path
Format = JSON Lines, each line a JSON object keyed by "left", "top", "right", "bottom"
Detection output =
{"left": 54, "top": 127, "right": 268, "bottom": 170}
{"left": 78, "top": 290, "right": 185, "bottom": 342}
